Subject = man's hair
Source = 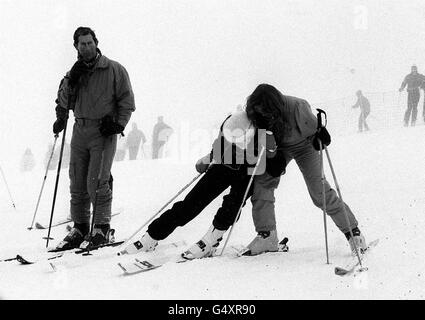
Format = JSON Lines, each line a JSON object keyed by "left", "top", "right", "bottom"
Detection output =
{"left": 73, "top": 27, "right": 98, "bottom": 46}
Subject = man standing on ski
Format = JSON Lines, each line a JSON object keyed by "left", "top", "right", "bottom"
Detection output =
{"left": 399, "top": 65, "right": 425, "bottom": 127}
{"left": 52, "top": 27, "right": 135, "bottom": 250}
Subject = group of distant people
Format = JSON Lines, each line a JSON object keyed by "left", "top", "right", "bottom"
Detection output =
{"left": 115, "top": 115, "right": 173, "bottom": 162}
{"left": 349, "top": 64, "right": 424, "bottom": 133}
{"left": 20, "top": 116, "right": 173, "bottom": 173}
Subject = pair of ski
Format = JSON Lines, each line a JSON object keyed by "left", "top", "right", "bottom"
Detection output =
{"left": 12, "top": 240, "right": 125, "bottom": 265}
{"left": 118, "top": 237, "right": 289, "bottom": 276}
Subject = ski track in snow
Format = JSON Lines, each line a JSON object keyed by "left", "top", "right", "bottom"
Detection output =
{"left": 0, "top": 125, "right": 424, "bottom": 300}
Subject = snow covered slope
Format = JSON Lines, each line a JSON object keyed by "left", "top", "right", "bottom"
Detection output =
{"left": 0, "top": 125, "right": 424, "bottom": 300}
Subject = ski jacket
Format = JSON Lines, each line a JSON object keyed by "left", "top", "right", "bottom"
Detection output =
{"left": 55, "top": 55, "right": 135, "bottom": 128}
{"left": 400, "top": 73, "right": 425, "bottom": 93}
{"left": 273, "top": 95, "right": 318, "bottom": 147}
{"left": 152, "top": 122, "right": 173, "bottom": 144}
{"left": 126, "top": 129, "right": 146, "bottom": 147}
{"left": 352, "top": 96, "right": 370, "bottom": 113}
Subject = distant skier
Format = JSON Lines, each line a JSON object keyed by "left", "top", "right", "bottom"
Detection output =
{"left": 399, "top": 65, "right": 425, "bottom": 126}
{"left": 151, "top": 116, "right": 173, "bottom": 159}
{"left": 126, "top": 122, "right": 146, "bottom": 160}
{"left": 243, "top": 84, "right": 367, "bottom": 256}
{"left": 52, "top": 27, "right": 135, "bottom": 250}
{"left": 120, "top": 111, "right": 286, "bottom": 259}
{"left": 20, "top": 148, "right": 36, "bottom": 172}
{"left": 351, "top": 90, "right": 370, "bottom": 132}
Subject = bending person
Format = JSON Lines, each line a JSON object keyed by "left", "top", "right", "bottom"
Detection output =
{"left": 243, "top": 84, "right": 367, "bottom": 256}
{"left": 121, "top": 111, "right": 286, "bottom": 259}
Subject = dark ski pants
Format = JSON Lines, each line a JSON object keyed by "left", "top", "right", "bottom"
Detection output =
{"left": 128, "top": 146, "right": 139, "bottom": 160}
{"left": 404, "top": 92, "right": 419, "bottom": 125}
{"left": 358, "top": 111, "right": 370, "bottom": 132}
{"left": 147, "top": 165, "right": 252, "bottom": 240}
{"left": 152, "top": 141, "right": 165, "bottom": 159}
{"left": 250, "top": 138, "right": 358, "bottom": 234}
{"left": 69, "top": 120, "right": 117, "bottom": 225}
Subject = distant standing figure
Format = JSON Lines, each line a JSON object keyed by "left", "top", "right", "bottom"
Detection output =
{"left": 351, "top": 90, "right": 370, "bottom": 132}
{"left": 20, "top": 148, "right": 36, "bottom": 172}
{"left": 126, "top": 122, "right": 146, "bottom": 160}
{"left": 399, "top": 65, "right": 425, "bottom": 126}
{"left": 152, "top": 116, "right": 173, "bottom": 159}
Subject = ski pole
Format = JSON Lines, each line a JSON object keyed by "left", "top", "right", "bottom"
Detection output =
{"left": 323, "top": 146, "right": 363, "bottom": 268}
{"left": 27, "top": 134, "right": 59, "bottom": 230}
{"left": 219, "top": 146, "right": 266, "bottom": 256}
{"left": 117, "top": 171, "right": 204, "bottom": 254}
{"left": 44, "top": 110, "right": 70, "bottom": 248}
{"left": 316, "top": 108, "right": 330, "bottom": 264}
{"left": 0, "top": 163, "right": 16, "bottom": 210}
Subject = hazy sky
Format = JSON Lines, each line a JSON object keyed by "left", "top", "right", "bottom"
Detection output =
{"left": 1, "top": 0, "right": 424, "bottom": 166}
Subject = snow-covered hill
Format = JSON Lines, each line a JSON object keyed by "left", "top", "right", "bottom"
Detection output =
{"left": 0, "top": 124, "right": 424, "bottom": 300}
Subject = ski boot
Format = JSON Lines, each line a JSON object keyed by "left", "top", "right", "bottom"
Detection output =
{"left": 181, "top": 225, "right": 226, "bottom": 260}
{"left": 119, "top": 232, "right": 158, "bottom": 255}
{"left": 79, "top": 224, "right": 115, "bottom": 250}
{"left": 244, "top": 230, "right": 279, "bottom": 256}
{"left": 54, "top": 223, "right": 89, "bottom": 251}
{"left": 345, "top": 227, "right": 367, "bottom": 254}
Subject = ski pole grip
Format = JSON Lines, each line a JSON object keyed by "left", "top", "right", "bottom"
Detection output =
{"left": 316, "top": 108, "right": 327, "bottom": 129}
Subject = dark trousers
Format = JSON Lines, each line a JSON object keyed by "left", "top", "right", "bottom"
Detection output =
{"left": 69, "top": 121, "right": 117, "bottom": 225}
{"left": 358, "top": 111, "right": 370, "bottom": 132}
{"left": 152, "top": 141, "right": 165, "bottom": 159}
{"left": 147, "top": 165, "right": 252, "bottom": 240}
{"left": 404, "top": 92, "right": 420, "bottom": 125}
{"left": 128, "top": 146, "right": 139, "bottom": 160}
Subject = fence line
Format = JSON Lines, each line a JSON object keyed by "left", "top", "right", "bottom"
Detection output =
{"left": 312, "top": 90, "right": 421, "bottom": 136}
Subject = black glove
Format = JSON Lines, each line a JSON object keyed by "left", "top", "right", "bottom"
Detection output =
{"left": 68, "top": 60, "right": 89, "bottom": 87}
{"left": 265, "top": 131, "right": 277, "bottom": 158}
{"left": 99, "top": 115, "right": 124, "bottom": 137}
{"left": 312, "top": 127, "right": 331, "bottom": 151}
{"left": 53, "top": 118, "right": 65, "bottom": 134}
{"left": 195, "top": 154, "right": 211, "bottom": 173}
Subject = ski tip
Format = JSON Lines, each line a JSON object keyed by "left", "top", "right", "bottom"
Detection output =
{"left": 279, "top": 237, "right": 289, "bottom": 245}
{"left": 35, "top": 222, "right": 46, "bottom": 230}
{"left": 334, "top": 267, "right": 349, "bottom": 276}
{"left": 240, "top": 249, "right": 252, "bottom": 256}
{"left": 16, "top": 255, "right": 34, "bottom": 265}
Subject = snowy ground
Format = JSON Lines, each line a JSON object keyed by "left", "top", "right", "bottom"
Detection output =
{"left": 0, "top": 123, "right": 424, "bottom": 300}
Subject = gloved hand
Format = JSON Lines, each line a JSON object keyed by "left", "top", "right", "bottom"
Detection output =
{"left": 399, "top": 88, "right": 403, "bottom": 92}
{"left": 53, "top": 118, "right": 65, "bottom": 134}
{"left": 68, "top": 60, "right": 89, "bottom": 87}
{"left": 265, "top": 131, "right": 277, "bottom": 158}
{"left": 99, "top": 115, "right": 124, "bottom": 137}
{"left": 312, "top": 127, "right": 331, "bottom": 151}
{"left": 195, "top": 154, "right": 212, "bottom": 173}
